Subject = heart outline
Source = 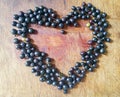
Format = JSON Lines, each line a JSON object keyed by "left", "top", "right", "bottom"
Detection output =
{"left": 11, "top": 2, "right": 110, "bottom": 94}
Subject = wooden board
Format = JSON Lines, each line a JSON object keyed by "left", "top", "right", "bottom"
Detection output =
{"left": 0, "top": 0, "right": 120, "bottom": 97}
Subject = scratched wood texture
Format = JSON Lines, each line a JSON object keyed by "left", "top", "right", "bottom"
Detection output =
{"left": 0, "top": 0, "right": 120, "bottom": 97}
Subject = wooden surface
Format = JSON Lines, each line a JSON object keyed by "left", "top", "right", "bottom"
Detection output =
{"left": 0, "top": 0, "right": 120, "bottom": 97}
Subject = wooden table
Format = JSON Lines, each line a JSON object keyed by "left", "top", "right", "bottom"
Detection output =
{"left": 0, "top": 0, "right": 120, "bottom": 97}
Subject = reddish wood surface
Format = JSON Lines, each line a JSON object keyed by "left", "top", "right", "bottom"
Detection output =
{"left": 30, "top": 20, "right": 91, "bottom": 74}
{"left": 0, "top": 0, "right": 120, "bottom": 97}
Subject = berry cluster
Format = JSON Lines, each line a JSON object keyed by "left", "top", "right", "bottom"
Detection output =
{"left": 11, "top": 2, "right": 110, "bottom": 94}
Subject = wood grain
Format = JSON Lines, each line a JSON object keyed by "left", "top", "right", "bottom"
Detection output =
{"left": 0, "top": 0, "right": 120, "bottom": 97}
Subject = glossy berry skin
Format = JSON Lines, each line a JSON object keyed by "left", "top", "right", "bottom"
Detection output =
{"left": 60, "top": 30, "right": 66, "bottom": 34}
{"left": 13, "top": 38, "right": 20, "bottom": 44}
{"left": 11, "top": 29, "right": 17, "bottom": 35}
{"left": 12, "top": 21, "right": 17, "bottom": 26}
{"left": 13, "top": 14, "right": 19, "bottom": 20}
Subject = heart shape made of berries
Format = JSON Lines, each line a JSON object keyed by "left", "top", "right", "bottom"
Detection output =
{"left": 11, "top": 2, "right": 110, "bottom": 94}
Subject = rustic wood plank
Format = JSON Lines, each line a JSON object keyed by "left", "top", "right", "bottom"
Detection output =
{"left": 0, "top": 0, "right": 120, "bottom": 97}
